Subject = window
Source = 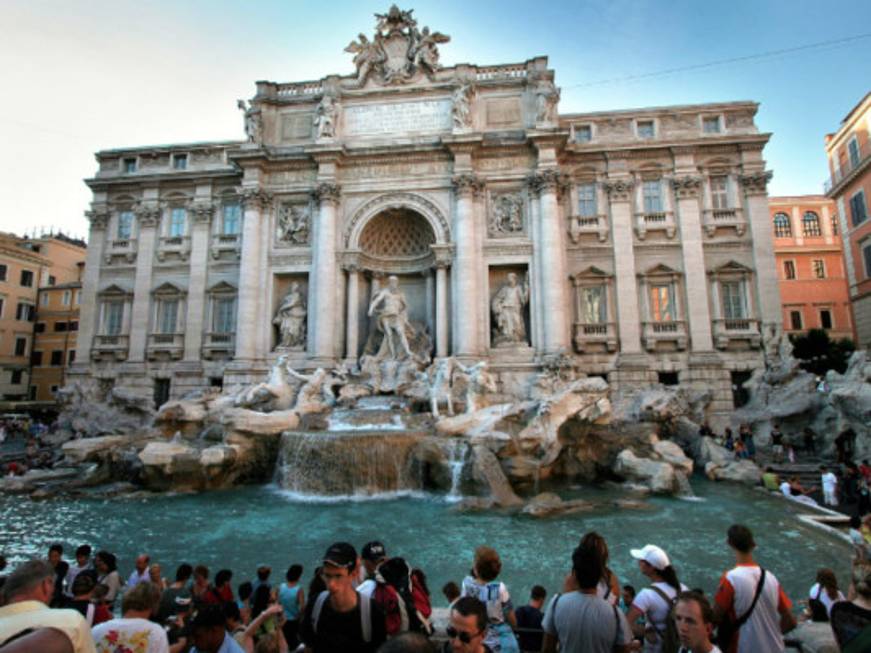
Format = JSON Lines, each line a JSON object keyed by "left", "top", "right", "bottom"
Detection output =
{"left": 658, "top": 371, "right": 679, "bottom": 386}
{"left": 721, "top": 281, "right": 747, "bottom": 319}
{"left": 173, "top": 154, "right": 188, "bottom": 170}
{"left": 710, "top": 176, "right": 729, "bottom": 210}
{"left": 642, "top": 180, "right": 662, "bottom": 213}
{"left": 731, "top": 371, "right": 752, "bottom": 408}
{"left": 74, "top": 290, "right": 81, "bottom": 305}
{"left": 863, "top": 243, "right": 871, "bottom": 279}
{"left": 10, "top": 370, "right": 22, "bottom": 385}
{"left": 117, "top": 210, "right": 134, "bottom": 239}
{"left": 637, "top": 120, "right": 655, "bottom": 139}
{"left": 34, "top": 322, "right": 45, "bottom": 333}
{"left": 40, "top": 293, "right": 49, "bottom": 307}
{"left": 649, "top": 284, "right": 675, "bottom": 322}
{"left": 54, "top": 321, "right": 68, "bottom": 332}
{"left": 832, "top": 215, "right": 839, "bottom": 236}
{"left": 783, "top": 260, "right": 796, "bottom": 280}
{"left": 157, "top": 299, "right": 179, "bottom": 334}
{"left": 702, "top": 116, "right": 721, "bottom": 134}
{"left": 47, "top": 275, "right": 56, "bottom": 286}
{"left": 820, "top": 310, "right": 833, "bottom": 330}
{"left": 16, "top": 303, "right": 35, "bottom": 321}
{"left": 773, "top": 212, "right": 791, "bottom": 237}
{"left": 105, "top": 301, "right": 124, "bottom": 335}
{"left": 851, "top": 191, "right": 867, "bottom": 226}
{"left": 50, "top": 351, "right": 63, "bottom": 366}
{"left": 577, "top": 183, "right": 597, "bottom": 217}
{"left": 0, "top": 264, "right": 6, "bottom": 281}
{"left": 790, "top": 310, "right": 803, "bottom": 330}
{"left": 849, "top": 138, "right": 861, "bottom": 168}
{"left": 169, "top": 208, "right": 186, "bottom": 237}
{"left": 20, "top": 270, "right": 33, "bottom": 287}
{"left": 50, "top": 385, "right": 59, "bottom": 396}
{"left": 575, "top": 124, "right": 592, "bottom": 142}
{"left": 68, "top": 350, "right": 76, "bottom": 365}
{"left": 62, "top": 290, "right": 71, "bottom": 306}
{"left": 222, "top": 203, "right": 241, "bottom": 235}
{"left": 154, "top": 378, "right": 171, "bottom": 408}
{"left": 69, "top": 320, "right": 78, "bottom": 331}
{"left": 31, "top": 351, "right": 42, "bottom": 366}
{"left": 14, "top": 337, "right": 27, "bottom": 357}
{"left": 123, "top": 158, "right": 137, "bottom": 173}
{"left": 812, "top": 259, "right": 826, "bottom": 279}
{"left": 802, "top": 211, "right": 821, "bottom": 236}
{"left": 212, "top": 297, "right": 236, "bottom": 333}
{"left": 580, "top": 285, "right": 607, "bottom": 323}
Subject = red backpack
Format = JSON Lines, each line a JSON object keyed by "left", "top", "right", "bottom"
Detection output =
{"left": 371, "top": 558, "right": 432, "bottom": 637}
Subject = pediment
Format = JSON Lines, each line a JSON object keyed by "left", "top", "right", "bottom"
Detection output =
{"left": 97, "top": 283, "right": 133, "bottom": 297}
{"left": 644, "top": 263, "right": 680, "bottom": 276}
{"left": 709, "top": 260, "right": 753, "bottom": 275}
{"left": 208, "top": 281, "right": 237, "bottom": 293}
{"left": 571, "top": 265, "right": 611, "bottom": 281}
{"left": 152, "top": 281, "right": 187, "bottom": 296}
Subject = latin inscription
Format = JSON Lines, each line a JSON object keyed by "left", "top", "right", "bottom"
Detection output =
{"left": 281, "top": 113, "right": 313, "bottom": 140}
{"left": 344, "top": 100, "right": 452, "bottom": 136}
{"left": 486, "top": 98, "right": 522, "bottom": 127}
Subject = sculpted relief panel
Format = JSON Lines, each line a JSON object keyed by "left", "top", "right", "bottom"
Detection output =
{"left": 276, "top": 203, "right": 311, "bottom": 246}
{"left": 488, "top": 193, "right": 525, "bottom": 237}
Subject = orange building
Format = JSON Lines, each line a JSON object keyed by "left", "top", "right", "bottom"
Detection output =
{"left": 769, "top": 196, "right": 856, "bottom": 342}
{"left": 825, "top": 91, "right": 871, "bottom": 349}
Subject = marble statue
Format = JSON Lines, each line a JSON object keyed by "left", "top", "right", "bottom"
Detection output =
{"left": 314, "top": 96, "right": 338, "bottom": 139}
{"left": 535, "top": 79, "right": 560, "bottom": 125}
{"left": 452, "top": 85, "right": 472, "bottom": 130}
{"left": 368, "top": 275, "right": 413, "bottom": 360}
{"left": 287, "top": 366, "right": 332, "bottom": 413}
{"left": 237, "top": 100, "right": 262, "bottom": 143}
{"left": 491, "top": 273, "right": 529, "bottom": 345}
{"left": 411, "top": 26, "right": 450, "bottom": 77}
{"left": 273, "top": 282, "right": 307, "bottom": 349}
{"left": 235, "top": 355, "right": 296, "bottom": 411}
{"left": 424, "top": 357, "right": 456, "bottom": 418}
{"left": 344, "top": 33, "right": 386, "bottom": 84}
{"left": 456, "top": 361, "right": 497, "bottom": 413}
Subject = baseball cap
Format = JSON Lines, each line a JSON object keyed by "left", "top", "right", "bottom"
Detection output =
{"left": 361, "top": 541, "right": 387, "bottom": 562}
{"left": 323, "top": 542, "right": 357, "bottom": 569}
{"left": 190, "top": 604, "right": 226, "bottom": 630}
{"left": 630, "top": 544, "right": 670, "bottom": 571}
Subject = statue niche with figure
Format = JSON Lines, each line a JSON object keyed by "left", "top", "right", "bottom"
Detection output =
{"left": 491, "top": 272, "right": 529, "bottom": 347}
{"left": 273, "top": 282, "right": 307, "bottom": 350}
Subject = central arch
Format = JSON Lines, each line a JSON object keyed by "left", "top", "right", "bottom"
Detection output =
{"left": 344, "top": 191, "right": 451, "bottom": 250}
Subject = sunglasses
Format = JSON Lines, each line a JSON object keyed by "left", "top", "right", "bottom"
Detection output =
{"left": 446, "top": 626, "right": 482, "bottom": 644}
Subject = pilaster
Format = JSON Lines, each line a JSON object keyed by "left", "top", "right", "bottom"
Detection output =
{"left": 604, "top": 178, "right": 642, "bottom": 354}
{"left": 309, "top": 182, "right": 341, "bottom": 361}
{"left": 183, "top": 200, "right": 214, "bottom": 362}
{"left": 234, "top": 188, "right": 272, "bottom": 361}
{"left": 76, "top": 207, "right": 109, "bottom": 364}
{"left": 451, "top": 173, "right": 484, "bottom": 356}
{"left": 127, "top": 203, "right": 161, "bottom": 362}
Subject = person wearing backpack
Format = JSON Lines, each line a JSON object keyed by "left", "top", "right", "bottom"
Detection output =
{"left": 541, "top": 542, "right": 633, "bottom": 652}
{"left": 713, "top": 524, "right": 795, "bottom": 653}
{"left": 299, "top": 542, "right": 386, "bottom": 653}
{"left": 372, "top": 557, "right": 433, "bottom": 637}
{"left": 460, "top": 547, "right": 518, "bottom": 653}
{"left": 625, "top": 544, "right": 687, "bottom": 653}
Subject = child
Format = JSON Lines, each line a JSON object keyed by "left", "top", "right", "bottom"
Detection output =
{"left": 461, "top": 546, "right": 519, "bottom": 653}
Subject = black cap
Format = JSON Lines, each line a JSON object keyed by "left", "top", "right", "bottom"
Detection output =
{"left": 361, "top": 541, "right": 386, "bottom": 562}
{"left": 323, "top": 542, "right": 357, "bottom": 569}
{"left": 190, "top": 604, "right": 226, "bottom": 630}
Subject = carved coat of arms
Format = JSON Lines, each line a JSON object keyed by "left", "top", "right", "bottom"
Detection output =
{"left": 345, "top": 5, "right": 450, "bottom": 85}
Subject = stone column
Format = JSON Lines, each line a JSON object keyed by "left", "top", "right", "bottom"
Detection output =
{"left": 234, "top": 188, "right": 271, "bottom": 361}
{"left": 183, "top": 201, "right": 213, "bottom": 361}
{"left": 425, "top": 270, "right": 434, "bottom": 334}
{"left": 345, "top": 264, "right": 360, "bottom": 361}
{"left": 527, "top": 181, "right": 543, "bottom": 351}
{"left": 435, "top": 262, "right": 449, "bottom": 358}
{"left": 127, "top": 204, "right": 161, "bottom": 362}
{"left": 672, "top": 176, "right": 714, "bottom": 351}
{"left": 309, "top": 182, "right": 341, "bottom": 361}
{"left": 451, "top": 174, "right": 484, "bottom": 357}
{"left": 534, "top": 170, "right": 571, "bottom": 353}
{"left": 741, "top": 171, "right": 782, "bottom": 341}
{"left": 605, "top": 179, "right": 642, "bottom": 354}
{"left": 75, "top": 207, "right": 109, "bottom": 364}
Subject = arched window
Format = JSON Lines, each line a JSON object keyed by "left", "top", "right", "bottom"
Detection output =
{"left": 773, "top": 212, "right": 791, "bottom": 237}
{"left": 802, "top": 211, "right": 821, "bottom": 237}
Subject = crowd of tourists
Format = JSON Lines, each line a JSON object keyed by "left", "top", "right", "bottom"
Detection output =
{"left": 0, "top": 415, "right": 57, "bottom": 476}
{"left": 1, "top": 523, "right": 871, "bottom": 653}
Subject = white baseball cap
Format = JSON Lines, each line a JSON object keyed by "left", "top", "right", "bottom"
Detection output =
{"left": 630, "top": 544, "right": 670, "bottom": 571}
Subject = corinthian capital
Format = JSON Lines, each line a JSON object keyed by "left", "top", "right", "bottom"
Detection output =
{"left": 238, "top": 187, "right": 273, "bottom": 210}
{"left": 191, "top": 201, "right": 216, "bottom": 223}
{"left": 85, "top": 207, "right": 110, "bottom": 230}
{"left": 739, "top": 171, "right": 772, "bottom": 196}
{"left": 452, "top": 173, "right": 484, "bottom": 198}
{"left": 313, "top": 182, "right": 341, "bottom": 205}
{"left": 134, "top": 204, "right": 161, "bottom": 227}
{"left": 532, "top": 169, "right": 569, "bottom": 196}
{"left": 603, "top": 178, "right": 634, "bottom": 203}
{"left": 671, "top": 176, "right": 702, "bottom": 199}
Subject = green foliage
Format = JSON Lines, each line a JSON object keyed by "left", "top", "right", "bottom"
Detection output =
{"left": 789, "top": 329, "right": 855, "bottom": 376}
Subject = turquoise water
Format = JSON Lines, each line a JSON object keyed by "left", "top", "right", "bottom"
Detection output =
{"left": 0, "top": 480, "right": 850, "bottom": 608}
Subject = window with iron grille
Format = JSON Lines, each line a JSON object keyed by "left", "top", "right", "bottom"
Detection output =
{"left": 773, "top": 212, "right": 791, "bottom": 237}
{"left": 802, "top": 211, "right": 821, "bottom": 236}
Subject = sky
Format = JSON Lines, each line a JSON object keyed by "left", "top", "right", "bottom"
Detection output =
{"left": 1, "top": 0, "right": 870, "bottom": 241}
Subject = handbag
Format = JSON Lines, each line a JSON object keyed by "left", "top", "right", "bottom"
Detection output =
{"left": 716, "top": 568, "right": 766, "bottom": 651}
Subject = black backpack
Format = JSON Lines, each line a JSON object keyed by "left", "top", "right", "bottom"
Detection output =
{"left": 648, "top": 586, "right": 681, "bottom": 653}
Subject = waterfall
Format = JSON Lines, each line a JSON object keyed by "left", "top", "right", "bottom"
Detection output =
{"left": 445, "top": 439, "right": 470, "bottom": 502}
{"left": 675, "top": 471, "right": 704, "bottom": 501}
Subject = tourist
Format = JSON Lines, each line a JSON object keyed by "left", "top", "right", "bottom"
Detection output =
{"left": 769, "top": 424, "right": 784, "bottom": 463}
{"left": 673, "top": 591, "right": 720, "bottom": 653}
{"left": 93, "top": 551, "right": 121, "bottom": 608}
{"left": 91, "top": 582, "right": 169, "bottom": 653}
{"left": 358, "top": 542, "right": 387, "bottom": 598}
{"left": 188, "top": 604, "right": 246, "bottom": 653}
{"left": 625, "top": 544, "right": 687, "bottom": 653}
{"left": 582, "top": 532, "right": 621, "bottom": 605}
{"left": 252, "top": 565, "right": 272, "bottom": 597}
{"left": 299, "top": 542, "right": 387, "bottom": 652}
{"left": 761, "top": 467, "right": 779, "bottom": 492}
{"left": 830, "top": 563, "right": 871, "bottom": 651}
{"left": 835, "top": 428, "right": 856, "bottom": 464}
{"left": 733, "top": 440, "right": 748, "bottom": 460}
{"left": 442, "top": 582, "right": 461, "bottom": 608}
{"left": 860, "top": 460, "right": 871, "bottom": 482}
{"left": 858, "top": 476, "right": 871, "bottom": 515}
{"left": 126, "top": 554, "right": 151, "bottom": 589}
{"left": 738, "top": 424, "right": 755, "bottom": 459}
{"left": 779, "top": 476, "right": 818, "bottom": 507}
{"left": 237, "top": 581, "right": 254, "bottom": 625}
{"left": 164, "top": 594, "right": 193, "bottom": 652}
{"left": 48, "top": 543, "right": 70, "bottom": 608}
{"left": 222, "top": 601, "right": 248, "bottom": 648}
{"left": 0, "top": 627, "right": 80, "bottom": 653}
{"left": 849, "top": 516, "right": 870, "bottom": 562}
{"left": 821, "top": 466, "right": 839, "bottom": 507}
{"left": 514, "top": 585, "right": 545, "bottom": 653}
{"left": 214, "top": 569, "right": 235, "bottom": 603}
{"left": 621, "top": 585, "right": 637, "bottom": 613}
{"left": 0, "top": 559, "right": 96, "bottom": 653}
{"left": 541, "top": 543, "right": 632, "bottom": 653}
{"left": 250, "top": 584, "right": 278, "bottom": 641}
{"left": 461, "top": 546, "right": 519, "bottom": 652}
{"left": 802, "top": 427, "right": 817, "bottom": 455}
{"left": 278, "top": 564, "right": 304, "bottom": 650}
{"left": 149, "top": 563, "right": 167, "bottom": 591}
{"left": 64, "top": 574, "right": 111, "bottom": 627}
{"left": 444, "top": 597, "right": 491, "bottom": 653}
{"left": 722, "top": 429, "right": 734, "bottom": 452}
{"left": 807, "top": 568, "right": 845, "bottom": 621}
{"left": 192, "top": 565, "right": 219, "bottom": 608}
{"left": 379, "top": 632, "right": 436, "bottom": 653}
{"left": 157, "top": 563, "right": 193, "bottom": 624}
{"left": 698, "top": 422, "right": 713, "bottom": 439}
{"left": 64, "top": 545, "right": 94, "bottom": 599}
{"left": 713, "top": 524, "right": 795, "bottom": 652}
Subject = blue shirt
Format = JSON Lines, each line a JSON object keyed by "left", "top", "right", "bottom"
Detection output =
{"left": 191, "top": 631, "right": 246, "bottom": 653}
{"left": 279, "top": 584, "right": 302, "bottom": 620}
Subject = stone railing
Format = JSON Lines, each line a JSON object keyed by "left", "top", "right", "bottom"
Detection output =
{"left": 91, "top": 334, "right": 129, "bottom": 361}
{"left": 642, "top": 320, "right": 687, "bottom": 351}
{"left": 157, "top": 235, "right": 191, "bottom": 262}
{"left": 572, "top": 322, "right": 618, "bottom": 353}
{"left": 635, "top": 211, "right": 676, "bottom": 240}
{"left": 147, "top": 333, "right": 184, "bottom": 360}
{"left": 274, "top": 81, "right": 324, "bottom": 98}
{"left": 202, "top": 332, "right": 235, "bottom": 359}
{"left": 703, "top": 208, "right": 746, "bottom": 237}
{"left": 104, "top": 238, "right": 137, "bottom": 264}
{"left": 475, "top": 64, "right": 527, "bottom": 81}
{"left": 713, "top": 318, "right": 761, "bottom": 350}
{"left": 211, "top": 233, "right": 242, "bottom": 260}
{"left": 568, "top": 214, "right": 609, "bottom": 243}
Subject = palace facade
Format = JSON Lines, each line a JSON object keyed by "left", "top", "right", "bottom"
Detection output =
{"left": 72, "top": 7, "right": 782, "bottom": 415}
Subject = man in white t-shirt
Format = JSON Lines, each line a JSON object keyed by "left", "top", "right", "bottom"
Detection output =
{"left": 714, "top": 524, "right": 795, "bottom": 653}
{"left": 125, "top": 554, "right": 151, "bottom": 590}
{"left": 820, "top": 466, "right": 838, "bottom": 506}
{"left": 674, "top": 591, "right": 721, "bottom": 653}
{"left": 91, "top": 582, "right": 168, "bottom": 653}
